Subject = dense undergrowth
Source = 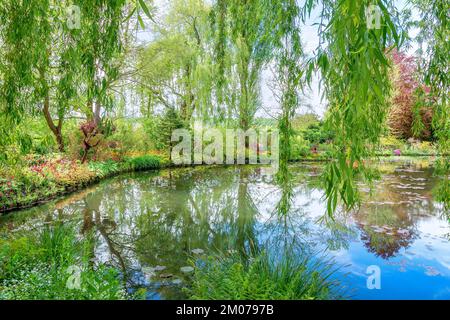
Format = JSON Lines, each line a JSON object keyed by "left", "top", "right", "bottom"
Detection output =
{"left": 0, "top": 153, "right": 167, "bottom": 213}
{"left": 0, "top": 224, "right": 128, "bottom": 299}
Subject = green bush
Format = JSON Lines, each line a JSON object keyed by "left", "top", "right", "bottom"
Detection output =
{"left": 125, "top": 155, "right": 162, "bottom": 171}
{"left": 107, "top": 119, "right": 155, "bottom": 155}
{"left": 290, "top": 135, "right": 310, "bottom": 159}
{"left": 186, "top": 251, "right": 342, "bottom": 300}
{"left": 88, "top": 160, "right": 120, "bottom": 178}
{"left": 303, "top": 122, "right": 333, "bottom": 145}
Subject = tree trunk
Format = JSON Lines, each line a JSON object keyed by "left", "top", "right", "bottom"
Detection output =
{"left": 43, "top": 95, "right": 65, "bottom": 152}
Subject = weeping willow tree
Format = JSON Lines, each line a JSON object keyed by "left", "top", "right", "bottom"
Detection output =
{"left": 0, "top": 0, "right": 152, "bottom": 160}
{"left": 137, "top": 0, "right": 213, "bottom": 122}
{"left": 313, "top": 0, "right": 405, "bottom": 217}
{"left": 75, "top": 0, "right": 128, "bottom": 162}
{"left": 265, "top": 0, "right": 306, "bottom": 216}
{"left": 0, "top": 0, "right": 79, "bottom": 154}
{"left": 412, "top": 0, "right": 449, "bottom": 212}
{"left": 210, "top": 0, "right": 273, "bottom": 129}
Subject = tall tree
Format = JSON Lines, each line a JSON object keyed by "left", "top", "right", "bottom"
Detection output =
{"left": 387, "top": 49, "right": 433, "bottom": 140}
{"left": 211, "top": 0, "right": 272, "bottom": 130}
{"left": 268, "top": 0, "right": 305, "bottom": 172}
{"left": 137, "top": 0, "right": 212, "bottom": 122}
{"left": 76, "top": 0, "right": 128, "bottom": 162}
{"left": 0, "top": 0, "right": 79, "bottom": 152}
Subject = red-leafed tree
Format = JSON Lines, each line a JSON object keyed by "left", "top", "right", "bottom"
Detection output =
{"left": 387, "top": 49, "right": 433, "bottom": 140}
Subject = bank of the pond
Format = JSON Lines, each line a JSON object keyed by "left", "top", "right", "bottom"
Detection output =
{"left": 0, "top": 151, "right": 329, "bottom": 214}
{"left": 0, "top": 223, "right": 130, "bottom": 300}
{"left": 0, "top": 153, "right": 440, "bottom": 215}
{"left": 0, "top": 154, "right": 169, "bottom": 214}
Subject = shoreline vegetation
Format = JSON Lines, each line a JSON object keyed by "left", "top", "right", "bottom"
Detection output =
{"left": 0, "top": 148, "right": 441, "bottom": 215}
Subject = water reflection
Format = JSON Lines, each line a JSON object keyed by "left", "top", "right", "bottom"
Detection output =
{"left": 1, "top": 159, "right": 449, "bottom": 299}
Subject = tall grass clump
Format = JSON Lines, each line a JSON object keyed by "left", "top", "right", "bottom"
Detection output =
{"left": 0, "top": 223, "right": 128, "bottom": 300}
{"left": 187, "top": 250, "right": 343, "bottom": 300}
{"left": 125, "top": 155, "right": 162, "bottom": 171}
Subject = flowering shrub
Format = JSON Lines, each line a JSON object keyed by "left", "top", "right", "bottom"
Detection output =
{"left": 0, "top": 151, "right": 171, "bottom": 212}
{"left": 27, "top": 156, "right": 96, "bottom": 188}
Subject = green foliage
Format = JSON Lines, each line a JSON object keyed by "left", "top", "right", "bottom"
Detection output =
{"left": 137, "top": 0, "right": 212, "bottom": 121}
{"left": 303, "top": 122, "right": 333, "bottom": 145}
{"left": 1, "top": 0, "right": 448, "bottom": 218}
{"left": 292, "top": 113, "right": 320, "bottom": 131}
{"left": 88, "top": 160, "right": 120, "bottom": 178}
{"left": 154, "top": 108, "right": 186, "bottom": 152}
{"left": 316, "top": 0, "right": 405, "bottom": 216}
{"left": 290, "top": 135, "right": 311, "bottom": 159}
{"left": 125, "top": 155, "right": 162, "bottom": 171}
{"left": 0, "top": 224, "right": 127, "bottom": 300}
{"left": 187, "top": 250, "right": 341, "bottom": 300}
{"left": 412, "top": 0, "right": 449, "bottom": 212}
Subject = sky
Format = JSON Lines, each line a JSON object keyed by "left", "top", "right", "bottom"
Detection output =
{"left": 139, "top": 0, "right": 421, "bottom": 119}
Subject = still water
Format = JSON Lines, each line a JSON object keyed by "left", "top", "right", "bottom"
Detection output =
{"left": 1, "top": 158, "right": 449, "bottom": 299}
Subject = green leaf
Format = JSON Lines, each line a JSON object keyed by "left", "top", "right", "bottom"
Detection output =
{"left": 124, "top": 7, "right": 136, "bottom": 22}
{"left": 139, "top": 0, "right": 152, "bottom": 20}
{"left": 137, "top": 14, "right": 145, "bottom": 29}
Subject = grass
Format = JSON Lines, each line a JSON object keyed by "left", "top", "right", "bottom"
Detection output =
{"left": 186, "top": 250, "right": 343, "bottom": 300}
{"left": 125, "top": 155, "right": 162, "bottom": 171}
{"left": 0, "top": 223, "right": 128, "bottom": 300}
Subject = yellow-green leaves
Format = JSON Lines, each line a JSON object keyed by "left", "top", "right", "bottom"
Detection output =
{"left": 318, "top": 0, "right": 404, "bottom": 217}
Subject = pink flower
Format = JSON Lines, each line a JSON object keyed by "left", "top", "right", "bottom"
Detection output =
{"left": 393, "top": 149, "right": 401, "bottom": 156}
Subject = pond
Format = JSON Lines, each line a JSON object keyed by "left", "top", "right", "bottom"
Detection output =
{"left": 1, "top": 158, "right": 449, "bottom": 300}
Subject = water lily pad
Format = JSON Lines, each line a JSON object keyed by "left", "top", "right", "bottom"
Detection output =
{"left": 154, "top": 265, "right": 166, "bottom": 271}
{"left": 172, "top": 279, "right": 183, "bottom": 285}
{"left": 160, "top": 273, "right": 173, "bottom": 278}
{"left": 397, "top": 229, "right": 409, "bottom": 235}
{"left": 372, "top": 226, "right": 386, "bottom": 233}
{"left": 424, "top": 266, "right": 440, "bottom": 277}
{"left": 142, "top": 267, "right": 155, "bottom": 274}
{"left": 180, "top": 266, "right": 194, "bottom": 273}
{"left": 191, "top": 248, "right": 204, "bottom": 255}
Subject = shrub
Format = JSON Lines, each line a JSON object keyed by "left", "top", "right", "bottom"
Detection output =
{"left": 303, "top": 122, "right": 333, "bottom": 145}
{"left": 387, "top": 49, "right": 434, "bottom": 140}
{"left": 153, "top": 108, "right": 185, "bottom": 152}
{"left": 379, "top": 136, "right": 403, "bottom": 149}
{"left": 88, "top": 160, "right": 120, "bottom": 178}
{"left": 290, "top": 135, "right": 310, "bottom": 159}
{"left": 186, "top": 251, "right": 342, "bottom": 300}
{"left": 125, "top": 155, "right": 162, "bottom": 171}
